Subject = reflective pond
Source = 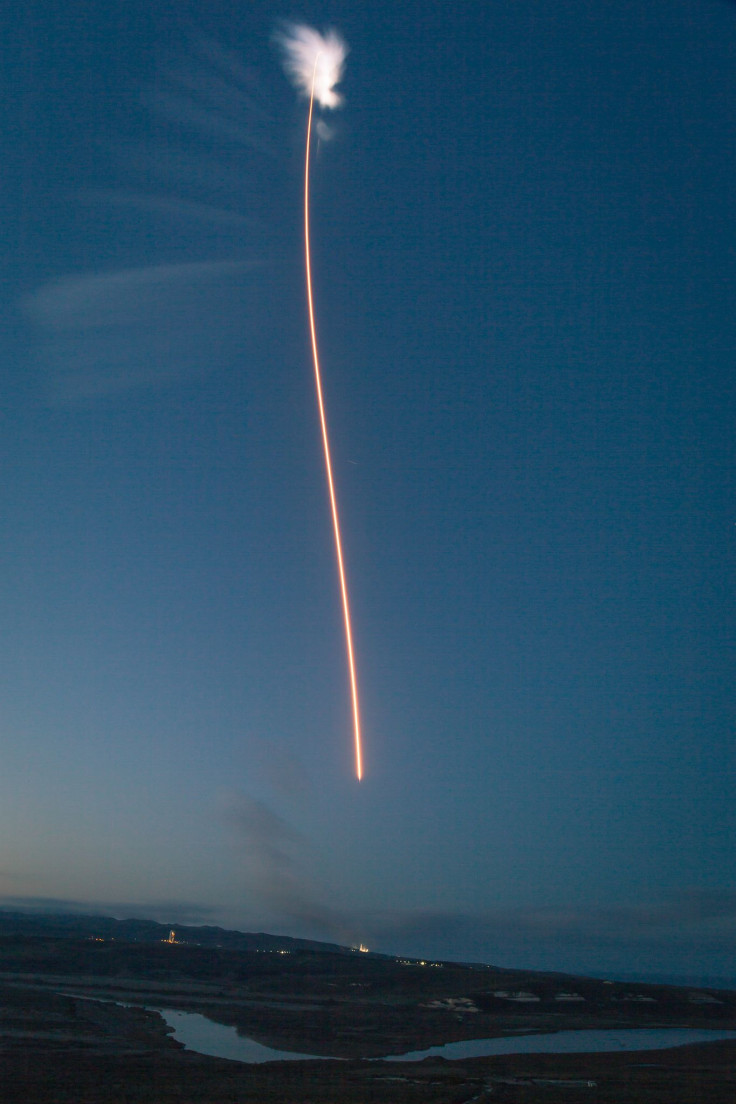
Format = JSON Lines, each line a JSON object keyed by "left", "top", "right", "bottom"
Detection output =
{"left": 383, "top": 1027, "right": 736, "bottom": 1062}
{"left": 157, "top": 1008, "right": 736, "bottom": 1065}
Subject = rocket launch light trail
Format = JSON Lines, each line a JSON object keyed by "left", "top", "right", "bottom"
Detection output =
{"left": 276, "top": 25, "right": 361, "bottom": 780}
{"left": 303, "top": 54, "right": 363, "bottom": 781}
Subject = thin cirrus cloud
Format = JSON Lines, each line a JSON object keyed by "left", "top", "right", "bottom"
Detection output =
{"left": 24, "top": 260, "right": 255, "bottom": 404}
{"left": 84, "top": 189, "right": 252, "bottom": 229}
{"left": 113, "top": 32, "right": 279, "bottom": 213}
{"left": 147, "top": 33, "right": 279, "bottom": 159}
{"left": 23, "top": 32, "right": 284, "bottom": 407}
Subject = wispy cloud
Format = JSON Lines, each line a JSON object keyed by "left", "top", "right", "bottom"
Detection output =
{"left": 219, "top": 790, "right": 357, "bottom": 944}
{"left": 148, "top": 33, "right": 278, "bottom": 158}
{"left": 23, "top": 31, "right": 285, "bottom": 407}
{"left": 25, "top": 260, "right": 255, "bottom": 404}
{"left": 111, "top": 31, "right": 279, "bottom": 208}
{"left": 83, "top": 189, "right": 252, "bottom": 229}
{"left": 27, "top": 261, "right": 249, "bottom": 328}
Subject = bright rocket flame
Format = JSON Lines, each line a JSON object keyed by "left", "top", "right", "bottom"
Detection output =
{"left": 298, "top": 48, "right": 363, "bottom": 781}
{"left": 276, "top": 23, "right": 348, "bottom": 109}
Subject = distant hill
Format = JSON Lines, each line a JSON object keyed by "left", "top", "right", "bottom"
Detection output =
{"left": 0, "top": 908, "right": 354, "bottom": 956}
{"left": 4, "top": 909, "right": 733, "bottom": 997}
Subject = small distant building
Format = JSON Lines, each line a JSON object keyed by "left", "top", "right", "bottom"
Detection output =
{"left": 493, "top": 990, "right": 541, "bottom": 1002}
{"left": 688, "top": 992, "right": 723, "bottom": 1004}
{"left": 424, "top": 997, "right": 479, "bottom": 1013}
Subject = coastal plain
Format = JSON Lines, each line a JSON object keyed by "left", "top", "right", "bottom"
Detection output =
{"left": 0, "top": 914, "right": 735, "bottom": 1102}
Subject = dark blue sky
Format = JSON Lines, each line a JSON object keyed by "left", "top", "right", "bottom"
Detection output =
{"left": 1, "top": 0, "right": 734, "bottom": 980}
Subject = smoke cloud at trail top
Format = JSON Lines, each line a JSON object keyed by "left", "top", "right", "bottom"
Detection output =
{"left": 275, "top": 23, "right": 348, "bottom": 110}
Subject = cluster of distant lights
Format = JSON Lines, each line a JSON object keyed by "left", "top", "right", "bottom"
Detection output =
{"left": 397, "top": 958, "right": 444, "bottom": 968}
{"left": 87, "top": 936, "right": 443, "bottom": 968}
{"left": 254, "top": 947, "right": 444, "bottom": 967}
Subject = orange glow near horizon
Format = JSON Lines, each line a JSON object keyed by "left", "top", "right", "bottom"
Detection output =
{"left": 304, "top": 64, "right": 363, "bottom": 781}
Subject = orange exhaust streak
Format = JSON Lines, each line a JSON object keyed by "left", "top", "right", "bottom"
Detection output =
{"left": 304, "top": 64, "right": 363, "bottom": 781}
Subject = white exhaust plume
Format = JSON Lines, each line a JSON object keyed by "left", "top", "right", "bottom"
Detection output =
{"left": 275, "top": 22, "right": 348, "bottom": 109}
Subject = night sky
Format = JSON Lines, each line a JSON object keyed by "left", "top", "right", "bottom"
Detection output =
{"left": 1, "top": 0, "right": 734, "bottom": 981}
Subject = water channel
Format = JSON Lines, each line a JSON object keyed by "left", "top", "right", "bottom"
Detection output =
{"left": 156, "top": 1008, "right": 736, "bottom": 1064}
